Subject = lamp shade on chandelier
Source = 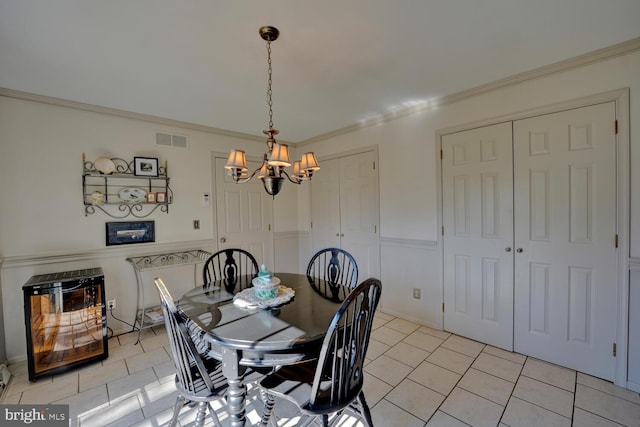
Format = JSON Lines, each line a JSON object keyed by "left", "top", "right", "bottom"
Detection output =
{"left": 224, "top": 26, "right": 320, "bottom": 197}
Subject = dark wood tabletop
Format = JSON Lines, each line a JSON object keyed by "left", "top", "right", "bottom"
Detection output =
{"left": 177, "top": 272, "right": 351, "bottom": 426}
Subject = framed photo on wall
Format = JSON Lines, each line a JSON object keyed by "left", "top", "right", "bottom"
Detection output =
{"left": 134, "top": 157, "right": 159, "bottom": 177}
{"left": 106, "top": 221, "right": 155, "bottom": 246}
{"left": 156, "top": 192, "right": 167, "bottom": 203}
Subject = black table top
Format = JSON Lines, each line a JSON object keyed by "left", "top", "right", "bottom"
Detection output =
{"left": 178, "top": 273, "right": 351, "bottom": 365}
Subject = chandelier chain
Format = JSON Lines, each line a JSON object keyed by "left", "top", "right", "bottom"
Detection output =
{"left": 266, "top": 40, "right": 274, "bottom": 131}
{"left": 224, "top": 26, "right": 319, "bottom": 197}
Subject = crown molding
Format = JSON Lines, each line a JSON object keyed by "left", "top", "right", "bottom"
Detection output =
{"left": 299, "top": 36, "right": 640, "bottom": 146}
{"left": 2, "top": 37, "right": 639, "bottom": 148}
{"left": 0, "top": 87, "right": 272, "bottom": 144}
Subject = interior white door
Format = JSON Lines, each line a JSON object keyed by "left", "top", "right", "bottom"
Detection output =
{"left": 513, "top": 102, "right": 617, "bottom": 380}
{"left": 442, "top": 122, "right": 515, "bottom": 350}
{"left": 339, "top": 150, "right": 380, "bottom": 279}
{"left": 214, "top": 156, "right": 274, "bottom": 266}
{"left": 310, "top": 157, "right": 341, "bottom": 251}
{"left": 310, "top": 151, "right": 380, "bottom": 279}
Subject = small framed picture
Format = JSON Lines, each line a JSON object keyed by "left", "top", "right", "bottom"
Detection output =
{"left": 156, "top": 192, "right": 167, "bottom": 203}
{"left": 106, "top": 221, "right": 155, "bottom": 246}
{"left": 146, "top": 192, "right": 156, "bottom": 203}
{"left": 134, "top": 157, "right": 159, "bottom": 177}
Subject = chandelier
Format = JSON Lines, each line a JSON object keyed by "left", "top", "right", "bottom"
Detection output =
{"left": 224, "top": 26, "right": 320, "bottom": 197}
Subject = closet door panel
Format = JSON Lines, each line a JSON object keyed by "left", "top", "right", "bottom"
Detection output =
{"left": 310, "top": 158, "right": 341, "bottom": 251}
{"left": 310, "top": 151, "right": 380, "bottom": 279}
{"left": 340, "top": 151, "right": 380, "bottom": 279}
{"left": 442, "top": 122, "right": 514, "bottom": 350}
{"left": 513, "top": 102, "right": 617, "bottom": 381}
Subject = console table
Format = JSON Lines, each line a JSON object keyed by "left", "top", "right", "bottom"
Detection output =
{"left": 126, "top": 249, "right": 211, "bottom": 343}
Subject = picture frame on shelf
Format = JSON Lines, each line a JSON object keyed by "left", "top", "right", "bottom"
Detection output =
{"left": 106, "top": 221, "right": 155, "bottom": 246}
{"left": 156, "top": 192, "right": 167, "bottom": 203}
{"left": 134, "top": 157, "right": 159, "bottom": 177}
{"left": 146, "top": 192, "right": 156, "bottom": 203}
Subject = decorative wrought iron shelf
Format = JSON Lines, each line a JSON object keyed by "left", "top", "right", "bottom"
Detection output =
{"left": 126, "top": 249, "right": 212, "bottom": 343}
{"left": 82, "top": 154, "right": 172, "bottom": 219}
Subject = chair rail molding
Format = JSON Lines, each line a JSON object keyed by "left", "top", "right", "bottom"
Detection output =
{"left": 0, "top": 239, "right": 217, "bottom": 269}
{"left": 379, "top": 236, "right": 437, "bottom": 249}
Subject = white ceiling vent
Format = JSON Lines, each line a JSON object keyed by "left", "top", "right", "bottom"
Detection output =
{"left": 156, "top": 132, "right": 188, "bottom": 149}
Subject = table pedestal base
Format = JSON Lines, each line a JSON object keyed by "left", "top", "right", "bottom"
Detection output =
{"left": 222, "top": 348, "right": 247, "bottom": 427}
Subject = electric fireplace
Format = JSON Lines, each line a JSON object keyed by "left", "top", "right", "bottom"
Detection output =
{"left": 23, "top": 268, "right": 108, "bottom": 381}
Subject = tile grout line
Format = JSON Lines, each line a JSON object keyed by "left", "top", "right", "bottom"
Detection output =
{"left": 570, "top": 370, "right": 578, "bottom": 427}
{"left": 576, "top": 381, "right": 640, "bottom": 406}
{"left": 426, "top": 342, "right": 495, "bottom": 426}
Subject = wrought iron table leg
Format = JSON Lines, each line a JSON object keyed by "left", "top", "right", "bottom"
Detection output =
{"left": 222, "top": 348, "right": 247, "bottom": 427}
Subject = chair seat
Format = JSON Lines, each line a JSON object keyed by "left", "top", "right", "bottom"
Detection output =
{"left": 259, "top": 353, "right": 362, "bottom": 416}
{"left": 174, "top": 354, "right": 228, "bottom": 402}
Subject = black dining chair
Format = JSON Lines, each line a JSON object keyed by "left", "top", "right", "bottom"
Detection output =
{"left": 306, "top": 247, "right": 358, "bottom": 288}
{"left": 203, "top": 248, "right": 259, "bottom": 288}
{"left": 258, "top": 278, "right": 382, "bottom": 427}
{"left": 153, "top": 277, "right": 229, "bottom": 427}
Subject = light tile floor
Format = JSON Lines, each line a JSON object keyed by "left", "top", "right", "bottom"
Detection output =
{"left": 3, "top": 311, "right": 640, "bottom": 426}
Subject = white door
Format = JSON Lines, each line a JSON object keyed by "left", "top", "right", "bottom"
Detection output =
{"left": 214, "top": 156, "right": 274, "bottom": 267}
{"left": 339, "top": 150, "right": 380, "bottom": 279}
{"left": 310, "top": 158, "right": 341, "bottom": 251}
{"left": 513, "top": 103, "right": 617, "bottom": 380}
{"left": 442, "top": 122, "right": 515, "bottom": 350}
{"left": 310, "top": 151, "right": 381, "bottom": 279}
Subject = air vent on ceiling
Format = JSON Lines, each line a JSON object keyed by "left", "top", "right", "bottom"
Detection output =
{"left": 156, "top": 132, "right": 188, "bottom": 149}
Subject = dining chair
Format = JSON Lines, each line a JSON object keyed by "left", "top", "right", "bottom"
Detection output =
{"left": 202, "top": 248, "right": 259, "bottom": 288}
{"left": 306, "top": 247, "right": 358, "bottom": 288}
{"left": 258, "top": 277, "right": 382, "bottom": 427}
{"left": 153, "top": 277, "right": 229, "bottom": 427}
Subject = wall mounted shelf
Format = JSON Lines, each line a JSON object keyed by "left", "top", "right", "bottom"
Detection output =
{"left": 82, "top": 154, "right": 172, "bottom": 218}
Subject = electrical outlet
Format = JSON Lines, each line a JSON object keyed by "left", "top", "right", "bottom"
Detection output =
{"left": 412, "top": 288, "right": 421, "bottom": 299}
{"left": 193, "top": 219, "right": 200, "bottom": 230}
{"left": 107, "top": 299, "right": 116, "bottom": 310}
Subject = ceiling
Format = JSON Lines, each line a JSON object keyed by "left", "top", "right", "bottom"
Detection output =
{"left": 1, "top": 1, "right": 640, "bottom": 143}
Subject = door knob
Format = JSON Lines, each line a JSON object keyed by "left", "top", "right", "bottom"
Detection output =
{"left": 336, "top": 233, "right": 340, "bottom": 237}
{"left": 341, "top": 233, "right": 344, "bottom": 237}
{"left": 516, "top": 248, "right": 523, "bottom": 253}
{"left": 220, "top": 237, "right": 226, "bottom": 243}
{"left": 505, "top": 247, "right": 512, "bottom": 252}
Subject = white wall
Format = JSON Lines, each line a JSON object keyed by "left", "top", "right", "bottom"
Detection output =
{"left": 1, "top": 49, "right": 639, "bottom": 372}
{"left": 0, "top": 97, "right": 299, "bottom": 362}
{"left": 302, "top": 51, "right": 640, "bottom": 349}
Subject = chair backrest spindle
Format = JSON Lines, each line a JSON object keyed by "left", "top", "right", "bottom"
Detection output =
{"left": 154, "top": 278, "right": 216, "bottom": 394}
{"left": 307, "top": 248, "right": 358, "bottom": 288}
{"left": 309, "top": 278, "right": 381, "bottom": 410}
{"left": 203, "top": 248, "right": 259, "bottom": 288}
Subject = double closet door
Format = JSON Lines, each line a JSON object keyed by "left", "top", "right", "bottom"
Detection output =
{"left": 310, "top": 150, "right": 380, "bottom": 279}
{"left": 442, "top": 102, "right": 618, "bottom": 381}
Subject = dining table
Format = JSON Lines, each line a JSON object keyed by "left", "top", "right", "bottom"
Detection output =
{"left": 177, "top": 272, "right": 352, "bottom": 427}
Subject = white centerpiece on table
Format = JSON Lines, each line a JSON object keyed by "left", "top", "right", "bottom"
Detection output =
{"left": 252, "top": 264, "right": 281, "bottom": 300}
